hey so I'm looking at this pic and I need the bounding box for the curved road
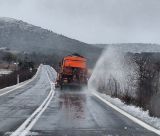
[0,65,158,136]
[0,65,51,135]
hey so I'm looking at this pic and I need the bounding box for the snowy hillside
[0,17,102,67]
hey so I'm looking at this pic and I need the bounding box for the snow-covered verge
[95,91,160,130]
[0,66,41,95]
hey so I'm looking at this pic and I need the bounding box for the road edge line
[92,92,160,135]
[20,83,55,136]
[10,66,55,136]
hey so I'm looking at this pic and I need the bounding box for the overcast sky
[0,0,160,44]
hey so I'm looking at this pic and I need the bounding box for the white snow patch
[0,69,12,75]
[96,91,160,130]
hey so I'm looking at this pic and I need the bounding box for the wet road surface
[31,89,158,136]
[0,65,51,135]
[0,65,158,136]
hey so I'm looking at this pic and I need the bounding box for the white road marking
[10,66,56,136]
[92,92,160,135]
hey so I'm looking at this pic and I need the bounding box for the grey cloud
[0,0,160,43]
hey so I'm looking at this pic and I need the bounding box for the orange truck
[56,53,88,89]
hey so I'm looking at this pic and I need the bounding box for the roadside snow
[96,91,160,130]
[0,69,12,75]
[0,66,41,94]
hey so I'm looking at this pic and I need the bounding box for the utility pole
[14,62,19,84]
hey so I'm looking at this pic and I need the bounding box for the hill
[0,17,102,68]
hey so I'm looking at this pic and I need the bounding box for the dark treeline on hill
[18,52,62,70]
[0,51,84,70]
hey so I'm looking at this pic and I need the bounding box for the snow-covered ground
[0,69,12,75]
[96,91,160,130]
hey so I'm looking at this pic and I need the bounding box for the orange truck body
[56,54,88,89]
[63,56,87,69]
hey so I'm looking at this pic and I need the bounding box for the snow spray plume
[88,46,139,99]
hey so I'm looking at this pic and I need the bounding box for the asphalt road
[0,65,158,136]
[0,65,51,135]
[30,89,158,136]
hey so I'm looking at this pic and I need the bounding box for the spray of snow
[88,46,160,129]
[88,46,139,98]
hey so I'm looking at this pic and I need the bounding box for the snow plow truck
[56,53,88,90]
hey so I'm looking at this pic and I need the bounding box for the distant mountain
[92,43,160,53]
[0,17,102,67]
